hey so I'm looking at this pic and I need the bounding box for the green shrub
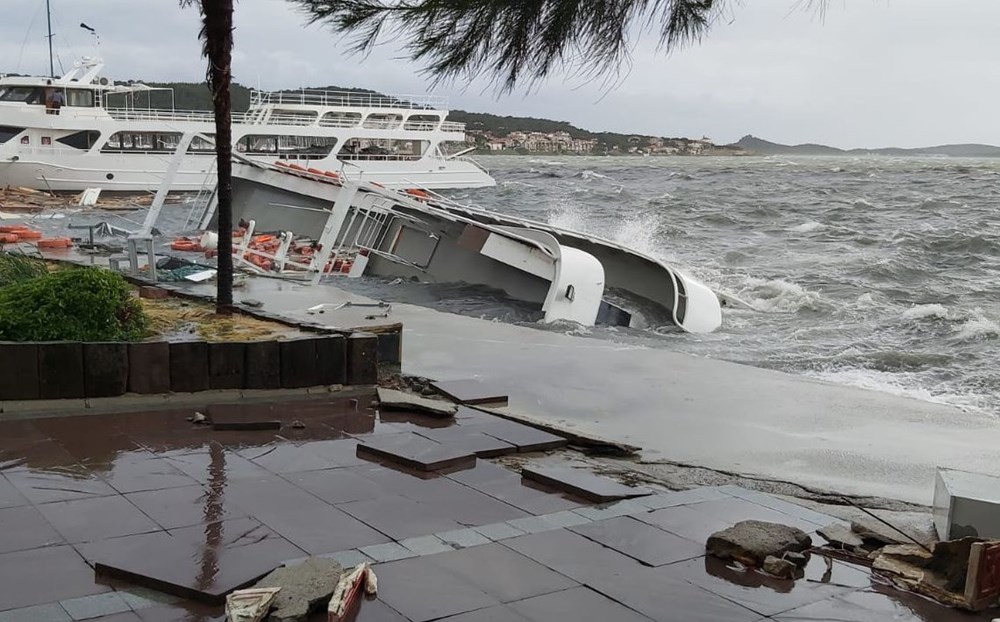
[0,267,149,342]
[0,253,48,289]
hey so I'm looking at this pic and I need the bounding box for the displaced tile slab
[426,543,578,603]
[125,484,247,530]
[570,516,704,567]
[357,433,476,472]
[374,556,498,622]
[36,495,160,544]
[377,387,458,417]
[635,497,820,545]
[521,466,651,503]
[471,420,567,453]
[446,462,587,515]
[431,379,509,406]
[661,554,872,618]
[360,542,417,563]
[0,545,110,611]
[80,518,305,605]
[0,603,72,622]
[510,586,653,622]
[60,592,131,621]
[415,429,517,459]
[0,505,64,554]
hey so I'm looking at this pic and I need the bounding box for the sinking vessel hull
[206,162,722,333]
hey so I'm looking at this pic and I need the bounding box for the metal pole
[46,0,54,77]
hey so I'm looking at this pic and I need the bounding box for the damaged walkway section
[0,391,995,621]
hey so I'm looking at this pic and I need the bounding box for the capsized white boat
[195,159,722,333]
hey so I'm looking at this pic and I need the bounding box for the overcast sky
[3,0,998,148]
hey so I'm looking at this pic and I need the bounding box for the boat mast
[46,0,54,77]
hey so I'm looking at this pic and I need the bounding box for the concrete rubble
[252,557,343,621]
[376,387,458,417]
[705,520,812,567]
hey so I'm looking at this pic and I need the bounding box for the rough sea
[352,155,1000,416]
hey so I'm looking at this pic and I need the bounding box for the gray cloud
[3,0,998,148]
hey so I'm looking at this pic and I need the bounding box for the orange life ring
[252,234,274,245]
[36,237,72,249]
[12,228,41,240]
[405,188,430,198]
[0,233,19,244]
[170,239,201,252]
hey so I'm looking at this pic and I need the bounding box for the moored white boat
[0,57,494,192]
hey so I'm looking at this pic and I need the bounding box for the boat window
[0,126,25,144]
[337,138,429,161]
[362,114,403,130]
[236,134,338,160]
[403,115,441,131]
[190,135,216,152]
[319,112,362,128]
[0,86,45,104]
[100,131,188,154]
[65,89,95,107]
[56,130,101,150]
[267,109,318,126]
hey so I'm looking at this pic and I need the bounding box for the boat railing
[251,88,448,111]
[103,108,256,124]
[440,121,465,133]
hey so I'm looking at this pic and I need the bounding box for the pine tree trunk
[204,0,234,314]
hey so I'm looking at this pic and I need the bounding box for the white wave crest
[852,198,876,208]
[901,304,949,320]
[805,368,981,413]
[730,277,824,313]
[954,316,1000,340]
[790,221,823,233]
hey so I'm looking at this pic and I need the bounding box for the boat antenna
[45,0,54,77]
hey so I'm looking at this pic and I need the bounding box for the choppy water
[379,155,1000,415]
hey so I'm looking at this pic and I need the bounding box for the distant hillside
[732,135,1000,158]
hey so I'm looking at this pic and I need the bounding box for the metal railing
[250,89,448,111]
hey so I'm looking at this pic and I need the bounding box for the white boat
[0,57,495,193]
[192,159,722,333]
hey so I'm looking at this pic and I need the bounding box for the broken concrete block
[817,523,865,551]
[253,557,343,621]
[882,544,934,566]
[376,387,457,417]
[706,520,812,567]
[763,555,802,580]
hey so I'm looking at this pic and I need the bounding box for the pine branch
[289,0,727,92]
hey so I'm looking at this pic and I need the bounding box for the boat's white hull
[0,153,493,192]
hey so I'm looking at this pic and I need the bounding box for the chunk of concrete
[763,555,803,580]
[706,520,812,567]
[377,387,457,417]
[817,523,865,551]
[253,557,343,621]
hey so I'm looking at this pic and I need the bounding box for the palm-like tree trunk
[182,0,234,314]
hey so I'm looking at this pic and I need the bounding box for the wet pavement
[0,393,996,621]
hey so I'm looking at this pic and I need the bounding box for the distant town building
[464,129,727,156]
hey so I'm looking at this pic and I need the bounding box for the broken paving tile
[572,499,649,522]
[472,522,528,542]
[36,495,160,544]
[327,549,372,569]
[520,466,651,503]
[60,592,131,621]
[430,379,509,407]
[570,516,704,567]
[506,516,561,535]
[377,388,458,417]
[415,428,516,459]
[81,518,305,605]
[436,528,492,549]
[470,420,567,453]
[356,433,476,472]
[400,535,454,556]
[360,542,417,563]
